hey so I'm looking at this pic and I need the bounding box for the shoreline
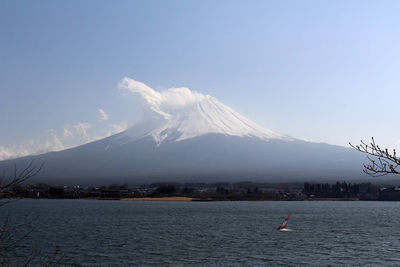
[4,197,378,202]
[23,197,367,202]
[83,197,361,201]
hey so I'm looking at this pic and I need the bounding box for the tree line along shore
[2,181,400,201]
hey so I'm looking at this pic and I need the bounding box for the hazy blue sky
[1,0,400,159]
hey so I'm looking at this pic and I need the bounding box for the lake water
[2,199,400,266]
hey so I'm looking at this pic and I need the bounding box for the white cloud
[74,122,91,141]
[98,108,109,121]
[119,77,209,118]
[0,139,37,161]
[109,121,128,133]
[0,120,129,161]
[0,133,66,161]
[63,126,73,138]
[119,78,162,107]
[90,121,129,142]
[44,130,65,152]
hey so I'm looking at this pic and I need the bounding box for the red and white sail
[279,214,290,229]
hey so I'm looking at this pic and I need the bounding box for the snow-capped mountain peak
[118,77,292,145]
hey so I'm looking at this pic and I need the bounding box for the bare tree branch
[0,159,44,191]
[350,137,400,177]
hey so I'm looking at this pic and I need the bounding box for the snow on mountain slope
[118,77,292,145]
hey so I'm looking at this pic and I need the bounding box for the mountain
[117,77,291,144]
[0,78,366,185]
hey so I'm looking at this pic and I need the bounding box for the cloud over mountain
[118,77,290,145]
[119,77,209,119]
[0,119,128,161]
